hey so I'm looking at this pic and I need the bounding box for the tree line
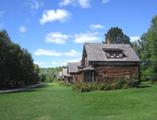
[132,15,157,82]
[0,30,40,89]
[40,67,63,82]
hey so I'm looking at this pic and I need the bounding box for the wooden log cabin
[66,43,140,83]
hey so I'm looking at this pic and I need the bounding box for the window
[103,48,126,59]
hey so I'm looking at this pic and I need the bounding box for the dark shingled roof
[84,43,140,62]
[67,62,81,73]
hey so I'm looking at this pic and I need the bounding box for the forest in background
[39,67,63,82]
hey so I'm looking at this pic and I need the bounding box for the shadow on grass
[138,85,151,88]
[1,83,54,94]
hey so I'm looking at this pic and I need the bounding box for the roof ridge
[84,43,131,45]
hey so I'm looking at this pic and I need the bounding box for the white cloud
[35,61,62,68]
[74,32,100,44]
[102,0,110,4]
[39,9,71,25]
[35,61,59,68]
[26,0,43,10]
[34,49,81,57]
[45,32,69,44]
[19,26,27,33]
[51,61,66,66]
[59,0,91,8]
[90,24,105,30]
[34,61,47,66]
[130,36,140,42]
[34,49,62,56]
[64,50,80,57]
[68,58,81,63]
[51,58,81,67]
[35,57,81,68]
[78,0,90,8]
[59,0,75,6]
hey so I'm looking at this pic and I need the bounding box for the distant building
[59,68,71,83]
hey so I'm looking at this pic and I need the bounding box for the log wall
[94,65,139,82]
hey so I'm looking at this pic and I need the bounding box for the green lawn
[0,82,157,120]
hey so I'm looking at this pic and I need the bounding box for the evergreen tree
[104,27,130,44]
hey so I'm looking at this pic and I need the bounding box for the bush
[73,83,92,92]
[127,79,139,88]
[73,77,139,92]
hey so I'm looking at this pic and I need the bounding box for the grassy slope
[0,83,157,120]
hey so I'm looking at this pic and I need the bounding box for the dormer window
[103,48,126,59]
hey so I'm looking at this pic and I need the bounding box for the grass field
[0,82,157,120]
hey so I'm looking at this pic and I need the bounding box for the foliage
[39,67,62,82]
[104,27,130,44]
[0,30,40,89]
[73,78,139,92]
[131,40,141,58]
[132,15,157,82]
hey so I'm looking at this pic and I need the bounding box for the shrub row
[73,78,139,92]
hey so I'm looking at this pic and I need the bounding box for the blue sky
[0,0,157,68]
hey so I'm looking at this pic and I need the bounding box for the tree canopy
[0,30,40,89]
[104,27,130,44]
[132,15,157,82]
